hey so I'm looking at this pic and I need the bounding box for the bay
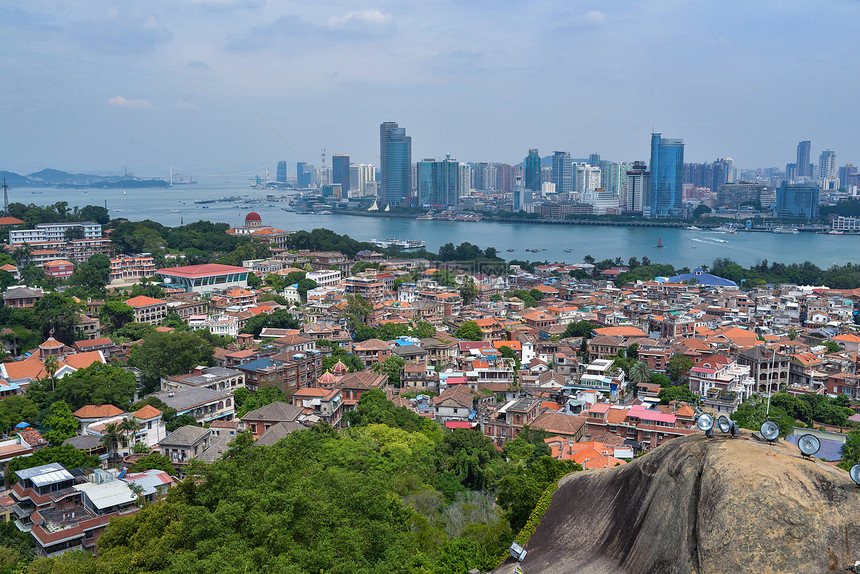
[13,180,860,270]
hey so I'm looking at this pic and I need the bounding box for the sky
[2,0,859,177]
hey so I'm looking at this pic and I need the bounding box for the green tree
[27,363,137,412]
[563,321,597,339]
[129,452,175,474]
[374,355,406,386]
[456,321,482,341]
[100,300,135,332]
[459,278,479,305]
[658,385,699,405]
[629,361,651,389]
[166,413,199,433]
[344,295,373,331]
[0,395,39,434]
[666,354,694,383]
[128,330,215,394]
[100,422,123,463]
[33,292,81,345]
[42,400,79,446]
[240,308,300,337]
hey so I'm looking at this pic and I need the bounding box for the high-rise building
[540,166,553,186]
[796,141,812,178]
[624,161,650,213]
[459,163,472,197]
[776,182,819,219]
[349,163,376,196]
[575,163,601,203]
[380,122,412,206]
[649,133,684,217]
[332,154,350,194]
[417,156,460,207]
[552,151,573,194]
[276,161,287,184]
[525,149,541,191]
[819,149,838,190]
[496,163,514,192]
[603,162,632,194]
[296,162,314,188]
[588,153,601,167]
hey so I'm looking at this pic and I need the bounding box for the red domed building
[225,212,292,251]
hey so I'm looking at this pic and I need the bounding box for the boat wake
[691,237,728,244]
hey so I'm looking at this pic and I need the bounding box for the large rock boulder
[497,431,860,573]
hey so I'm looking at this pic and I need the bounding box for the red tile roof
[157,263,248,278]
[73,405,125,419]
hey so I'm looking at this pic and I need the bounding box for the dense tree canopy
[27,363,137,412]
[128,331,215,394]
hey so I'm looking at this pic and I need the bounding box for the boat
[369,238,427,250]
[686,226,701,231]
[656,237,664,248]
[715,224,737,234]
[416,214,434,220]
[170,209,180,213]
[507,249,515,252]
[827,230,845,235]
[772,226,800,235]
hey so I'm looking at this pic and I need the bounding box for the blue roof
[667,268,738,287]
[236,357,280,372]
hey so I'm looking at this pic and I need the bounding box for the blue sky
[1,0,858,176]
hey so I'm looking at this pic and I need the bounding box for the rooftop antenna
[2,178,8,214]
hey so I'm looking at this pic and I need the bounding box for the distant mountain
[27,168,99,185]
[0,168,168,188]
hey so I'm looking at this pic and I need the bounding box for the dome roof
[245,212,262,222]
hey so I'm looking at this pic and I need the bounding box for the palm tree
[629,361,652,396]
[42,355,59,392]
[119,417,139,452]
[101,422,122,466]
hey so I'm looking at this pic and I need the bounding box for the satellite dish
[696,414,714,432]
[797,434,821,457]
[760,421,779,441]
[731,422,740,437]
[850,464,860,486]
[717,415,732,433]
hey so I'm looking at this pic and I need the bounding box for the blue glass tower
[525,149,541,192]
[776,182,819,219]
[649,133,684,217]
[417,157,460,207]
[380,122,412,206]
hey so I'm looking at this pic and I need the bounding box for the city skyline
[1,1,858,175]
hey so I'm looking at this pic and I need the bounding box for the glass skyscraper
[276,161,287,183]
[332,154,350,195]
[776,182,819,219]
[525,149,541,192]
[551,151,573,194]
[796,140,812,178]
[296,162,313,188]
[649,133,684,217]
[380,122,412,206]
[417,157,460,207]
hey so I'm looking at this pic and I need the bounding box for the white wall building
[9,222,102,245]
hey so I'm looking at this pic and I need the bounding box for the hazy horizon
[2,1,858,177]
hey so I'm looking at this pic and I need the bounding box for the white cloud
[107,96,152,110]
[174,99,201,110]
[328,9,392,29]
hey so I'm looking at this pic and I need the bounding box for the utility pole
[2,178,8,214]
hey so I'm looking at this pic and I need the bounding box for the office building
[649,133,684,217]
[349,163,375,196]
[588,153,601,167]
[417,156,460,207]
[624,161,650,213]
[459,163,472,197]
[380,122,412,206]
[332,154,350,194]
[575,163,601,203]
[775,182,819,219]
[296,162,313,188]
[603,162,632,194]
[716,183,774,210]
[819,150,839,190]
[525,149,541,191]
[552,151,573,194]
[276,161,287,184]
[796,141,812,178]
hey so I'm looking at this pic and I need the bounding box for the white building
[188,314,239,337]
[575,163,601,203]
[306,270,342,288]
[9,222,102,245]
[349,163,376,196]
[819,149,839,190]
